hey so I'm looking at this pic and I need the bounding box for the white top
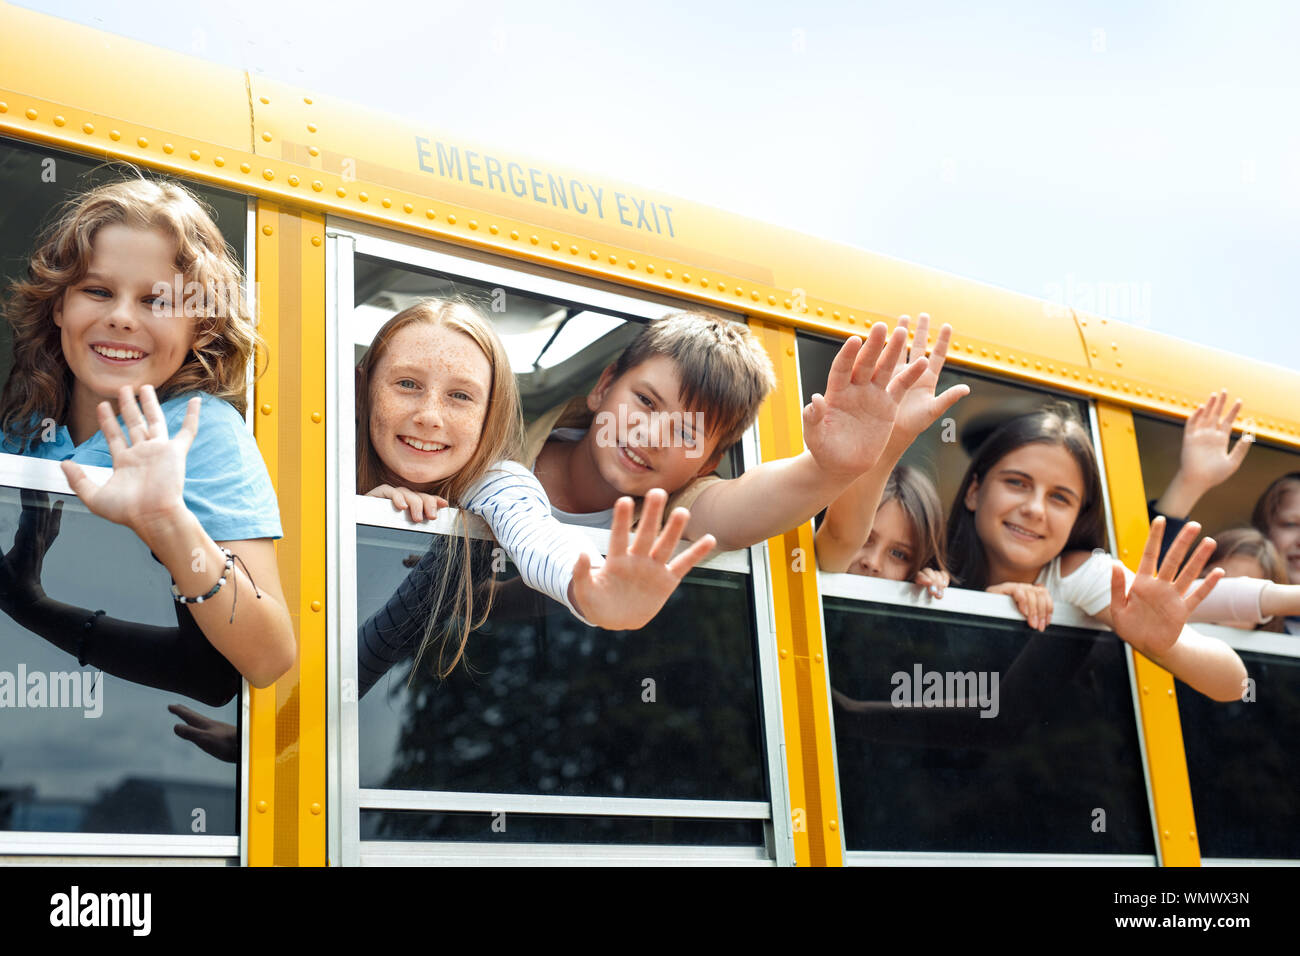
[462,460,603,624]
[1035,551,1273,625]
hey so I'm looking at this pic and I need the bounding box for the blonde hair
[355,299,525,677]
[1209,527,1290,632]
[0,177,258,447]
[610,311,776,457]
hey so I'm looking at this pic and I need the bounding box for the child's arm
[1093,518,1247,702]
[685,323,929,551]
[62,386,296,688]
[815,315,968,571]
[1153,390,1252,519]
[464,463,713,630]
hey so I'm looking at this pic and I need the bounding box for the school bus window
[1176,636,1300,860]
[0,476,238,839]
[361,810,765,846]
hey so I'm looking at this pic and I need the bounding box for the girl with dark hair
[947,403,1247,701]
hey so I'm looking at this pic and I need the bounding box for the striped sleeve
[462,460,603,625]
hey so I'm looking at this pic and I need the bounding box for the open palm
[803,323,927,480]
[1109,517,1223,659]
[890,314,969,444]
[569,489,716,630]
[61,385,197,533]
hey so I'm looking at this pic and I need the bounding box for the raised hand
[366,485,448,523]
[1179,390,1252,491]
[61,385,197,536]
[988,580,1054,631]
[0,488,63,611]
[568,488,716,630]
[888,314,970,447]
[802,323,928,481]
[1109,517,1223,659]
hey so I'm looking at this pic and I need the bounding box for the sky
[18,0,1300,372]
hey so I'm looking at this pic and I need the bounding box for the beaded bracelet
[171,547,262,623]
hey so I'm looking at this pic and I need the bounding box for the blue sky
[21,0,1300,371]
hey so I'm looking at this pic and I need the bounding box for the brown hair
[609,311,777,458]
[355,299,525,677]
[947,402,1106,589]
[1209,527,1290,632]
[880,464,949,580]
[1252,472,1300,539]
[1,177,258,447]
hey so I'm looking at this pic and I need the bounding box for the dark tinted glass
[361,810,764,846]
[825,598,1154,854]
[356,523,767,801]
[1179,650,1300,859]
[0,485,238,835]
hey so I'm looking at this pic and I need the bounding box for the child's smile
[55,224,197,442]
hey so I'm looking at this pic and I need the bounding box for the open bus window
[351,254,743,479]
[822,582,1154,856]
[0,474,238,837]
[0,137,247,394]
[1176,634,1300,861]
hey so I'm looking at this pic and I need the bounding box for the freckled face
[848,498,917,581]
[367,323,492,492]
[965,443,1086,584]
[1268,489,1300,581]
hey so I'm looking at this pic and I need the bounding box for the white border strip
[845,850,1156,867]
[0,832,239,857]
[1201,856,1300,867]
[359,789,770,819]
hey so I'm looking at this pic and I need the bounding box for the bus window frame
[326,221,794,866]
[794,324,1161,863]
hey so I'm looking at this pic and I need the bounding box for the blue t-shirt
[2,392,282,542]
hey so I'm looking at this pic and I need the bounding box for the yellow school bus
[1,1,1296,867]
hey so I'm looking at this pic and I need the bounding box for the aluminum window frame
[327,221,793,866]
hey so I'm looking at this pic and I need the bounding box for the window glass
[1178,646,1300,859]
[0,484,237,835]
[356,522,768,802]
[825,596,1153,854]
[360,810,764,846]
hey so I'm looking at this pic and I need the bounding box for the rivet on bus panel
[240,162,251,173]
[311,601,322,612]
[307,123,317,133]
[309,146,320,156]
[780,649,788,658]
[646,264,655,274]
[359,192,369,202]
[259,96,270,105]
[304,96,313,104]
[717,281,726,291]
[163,143,174,154]
[628,259,636,268]
[530,235,539,244]
[1163,830,1170,839]
[311,236,321,247]
[833,311,841,320]
[24,108,37,120]
[1142,685,1149,694]
[551,240,560,250]
[406,204,415,214]
[828,821,838,832]
[261,404,273,415]
[683,273,692,282]
[382,198,392,208]
[336,187,347,197]
[137,136,149,148]
[426,209,435,218]
[1116,360,1123,368]
[264,170,275,181]
[608,254,617,264]
[289,175,300,186]
[257,801,268,813]
[1189,832,1197,841]
[751,291,759,300]
[590,250,599,260]
[190,150,201,161]
[313,181,324,192]
[82,123,94,134]
[815,653,822,662]
[54,115,66,127]
[786,346,795,356]
[571,245,580,255]
[310,804,322,815]
[262,225,273,236]
[769,295,777,306]
[664,269,673,278]
[488,224,498,234]
[510,230,519,240]
[468,219,478,229]
[262,131,273,142]
[816,307,824,316]
[0,102,8,113]
[447,214,457,224]
[111,130,121,141]
[783,299,792,309]
[215,156,225,167]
